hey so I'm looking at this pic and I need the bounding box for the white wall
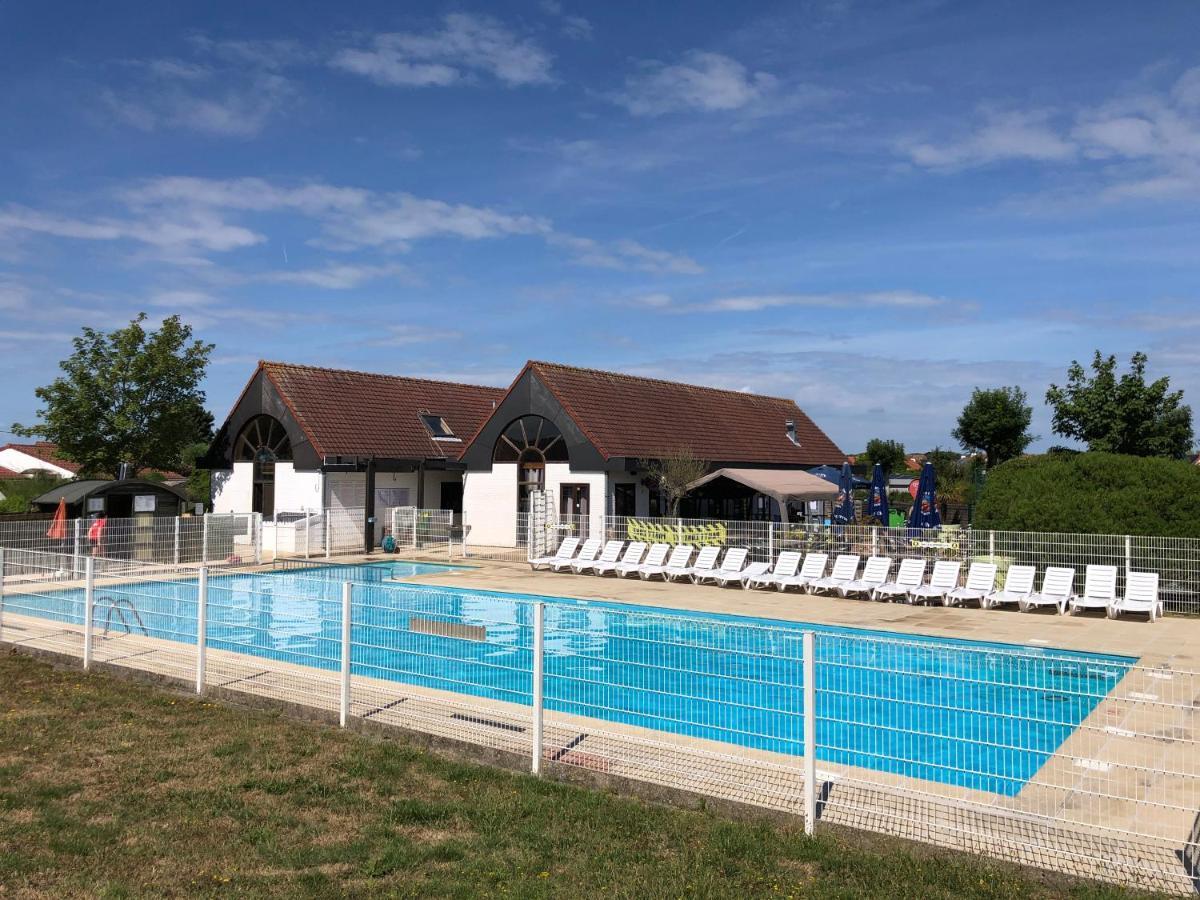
[463,465,518,547]
[273,463,322,513]
[211,463,251,514]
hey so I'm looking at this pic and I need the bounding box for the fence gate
[528,490,550,561]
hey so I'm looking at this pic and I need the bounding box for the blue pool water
[6,565,1133,796]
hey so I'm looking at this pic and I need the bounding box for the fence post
[83,557,95,670]
[0,547,5,642]
[325,514,332,559]
[201,514,209,565]
[768,522,775,565]
[803,630,817,835]
[1124,534,1132,579]
[173,517,181,566]
[195,566,208,694]
[340,581,352,727]
[254,513,262,565]
[304,511,311,560]
[871,526,878,557]
[988,529,995,559]
[73,518,83,575]
[531,601,545,775]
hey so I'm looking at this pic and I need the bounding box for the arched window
[493,416,568,513]
[234,415,292,518]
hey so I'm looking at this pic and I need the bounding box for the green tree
[0,474,64,514]
[646,448,709,516]
[179,441,212,508]
[860,438,906,476]
[951,386,1034,466]
[1045,351,1193,458]
[11,314,215,477]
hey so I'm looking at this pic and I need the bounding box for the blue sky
[2,0,1199,455]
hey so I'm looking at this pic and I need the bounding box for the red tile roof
[260,361,506,460]
[0,441,81,473]
[480,361,844,466]
[0,465,27,480]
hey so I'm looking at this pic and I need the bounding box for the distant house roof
[255,361,506,461]
[466,361,844,466]
[0,465,26,480]
[0,441,81,474]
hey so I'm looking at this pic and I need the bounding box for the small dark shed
[32,479,188,519]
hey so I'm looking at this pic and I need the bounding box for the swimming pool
[5,566,1133,796]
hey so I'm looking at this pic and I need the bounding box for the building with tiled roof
[207,359,844,551]
[206,361,505,540]
[457,361,844,547]
[0,441,80,479]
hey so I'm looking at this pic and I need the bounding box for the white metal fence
[0,546,1195,893]
[267,507,455,560]
[0,513,261,568]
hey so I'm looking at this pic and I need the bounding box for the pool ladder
[99,595,149,637]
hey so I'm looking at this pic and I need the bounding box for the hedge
[974,452,1200,538]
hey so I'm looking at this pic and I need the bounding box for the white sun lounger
[1068,565,1119,615]
[809,554,861,595]
[692,547,747,585]
[729,561,770,588]
[677,546,722,582]
[530,536,580,570]
[596,541,645,576]
[944,562,997,607]
[554,537,600,572]
[1020,567,1076,614]
[984,564,1036,609]
[640,544,694,580]
[870,558,922,602]
[573,539,624,574]
[840,556,893,599]
[617,542,667,578]
[909,560,962,605]
[1109,571,1162,622]
[745,550,803,590]
[772,552,828,592]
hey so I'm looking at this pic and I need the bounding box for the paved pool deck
[391,554,1199,669]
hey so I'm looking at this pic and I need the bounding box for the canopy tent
[685,467,838,522]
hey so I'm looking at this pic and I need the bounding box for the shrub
[974,452,1200,537]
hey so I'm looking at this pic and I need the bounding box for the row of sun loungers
[530,538,1163,620]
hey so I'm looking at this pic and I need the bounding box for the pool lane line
[550,732,588,762]
[362,697,408,719]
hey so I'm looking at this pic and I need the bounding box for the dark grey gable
[460,368,606,472]
[203,368,320,471]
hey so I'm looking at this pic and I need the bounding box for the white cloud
[901,66,1200,201]
[256,263,412,290]
[614,51,777,116]
[364,324,464,346]
[634,289,951,313]
[539,0,592,40]
[330,14,554,88]
[8,175,699,275]
[902,109,1076,168]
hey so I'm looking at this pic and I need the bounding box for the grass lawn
[0,652,1165,899]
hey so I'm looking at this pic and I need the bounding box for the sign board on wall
[133,495,157,513]
[87,498,104,513]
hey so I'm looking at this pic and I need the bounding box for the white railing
[0,512,261,567]
[0,548,1194,893]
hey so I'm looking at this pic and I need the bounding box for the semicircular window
[492,415,568,463]
[234,415,293,463]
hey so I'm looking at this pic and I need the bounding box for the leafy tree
[0,474,64,514]
[646,448,709,516]
[951,386,1034,466]
[179,441,212,508]
[1045,351,1193,458]
[11,314,215,477]
[975,452,1200,537]
[860,438,906,476]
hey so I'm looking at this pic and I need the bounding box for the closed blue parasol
[832,461,856,524]
[907,461,941,529]
[866,463,889,524]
